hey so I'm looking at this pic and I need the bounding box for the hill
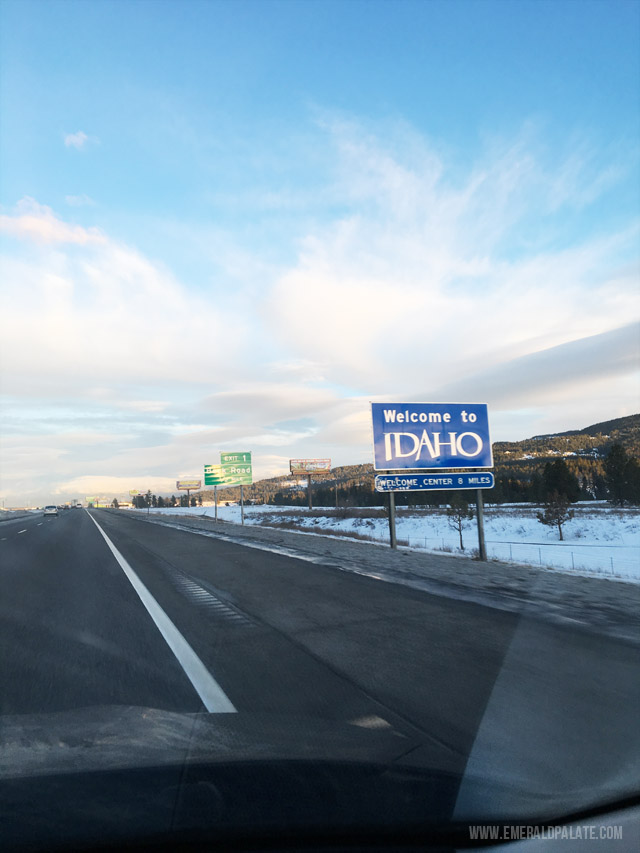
[534,413,640,442]
[190,415,639,507]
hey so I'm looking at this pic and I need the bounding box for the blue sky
[1,0,638,504]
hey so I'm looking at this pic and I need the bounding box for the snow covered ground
[129,503,640,582]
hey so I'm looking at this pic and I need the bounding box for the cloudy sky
[1,0,638,505]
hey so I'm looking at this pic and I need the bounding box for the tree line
[267,445,639,508]
[125,491,204,509]
[108,443,638,512]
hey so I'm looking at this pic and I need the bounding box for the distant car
[43,505,58,517]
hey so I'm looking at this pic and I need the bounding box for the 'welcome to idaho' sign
[371,403,492,471]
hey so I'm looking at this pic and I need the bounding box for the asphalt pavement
[1,507,638,800]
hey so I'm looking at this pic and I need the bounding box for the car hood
[1,706,638,851]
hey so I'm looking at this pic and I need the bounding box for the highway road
[1,508,638,820]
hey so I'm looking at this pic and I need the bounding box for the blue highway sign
[371,402,492,470]
[375,472,495,492]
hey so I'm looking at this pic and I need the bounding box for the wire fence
[404,535,639,579]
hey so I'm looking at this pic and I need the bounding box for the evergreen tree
[530,472,544,502]
[605,444,629,505]
[542,459,580,502]
[623,457,640,505]
[537,491,574,541]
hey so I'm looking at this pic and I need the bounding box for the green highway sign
[204,464,231,486]
[221,452,252,465]
[221,451,253,485]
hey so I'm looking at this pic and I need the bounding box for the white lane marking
[37,523,43,526]
[18,529,27,534]
[87,513,236,713]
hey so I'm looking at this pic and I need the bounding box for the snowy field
[129,503,640,582]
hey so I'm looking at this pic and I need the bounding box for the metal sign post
[240,485,245,525]
[214,485,218,522]
[374,473,493,559]
[476,489,487,561]
[388,489,397,549]
[307,474,312,510]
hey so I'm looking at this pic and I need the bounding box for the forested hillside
[183,414,639,508]
[492,413,640,501]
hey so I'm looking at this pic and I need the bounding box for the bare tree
[446,495,474,550]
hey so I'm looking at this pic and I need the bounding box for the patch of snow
[128,504,640,582]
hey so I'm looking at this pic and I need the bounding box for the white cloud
[65,194,96,207]
[198,384,340,425]
[0,200,248,393]
[64,131,97,150]
[1,119,638,503]
[0,198,105,245]
[268,120,639,393]
[55,475,177,498]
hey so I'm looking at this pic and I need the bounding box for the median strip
[87,513,236,713]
